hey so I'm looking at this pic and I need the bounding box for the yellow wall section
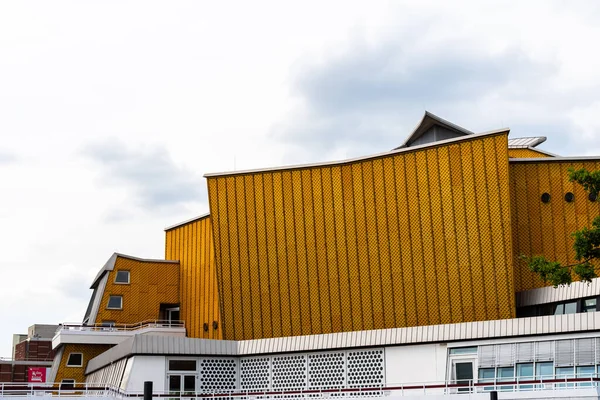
[54,344,112,384]
[508,148,552,158]
[95,256,179,324]
[510,160,600,291]
[207,132,516,340]
[165,217,222,340]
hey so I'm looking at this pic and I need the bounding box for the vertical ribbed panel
[510,159,600,291]
[478,345,496,367]
[575,338,595,366]
[516,342,534,363]
[207,132,515,339]
[535,341,554,362]
[555,340,575,366]
[165,216,222,340]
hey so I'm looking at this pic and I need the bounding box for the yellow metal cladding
[165,216,222,340]
[95,256,179,324]
[510,159,600,291]
[207,132,515,340]
[508,148,552,158]
[54,344,112,384]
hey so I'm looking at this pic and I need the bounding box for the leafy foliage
[523,168,600,287]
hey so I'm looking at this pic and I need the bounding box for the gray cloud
[272,38,599,163]
[82,140,206,211]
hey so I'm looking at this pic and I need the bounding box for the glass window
[497,367,514,391]
[449,347,477,355]
[556,366,575,388]
[583,298,597,312]
[535,362,553,380]
[168,360,197,372]
[169,375,181,393]
[183,375,195,393]
[107,295,122,310]
[517,363,534,390]
[577,366,595,387]
[554,303,564,315]
[564,301,577,314]
[66,353,83,367]
[115,270,130,284]
[60,379,75,390]
[478,368,495,391]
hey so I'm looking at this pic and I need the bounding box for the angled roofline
[394,111,474,150]
[509,156,600,163]
[204,127,510,178]
[164,213,210,232]
[90,252,178,289]
[508,146,558,158]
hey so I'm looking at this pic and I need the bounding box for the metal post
[144,381,153,400]
[489,390,498,400]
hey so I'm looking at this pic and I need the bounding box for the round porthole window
[590,192,598,202]
[541,193,551,203]
[565,192,575,202]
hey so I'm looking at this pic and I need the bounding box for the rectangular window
[577,366,595,387]
[556,366,575,388]
[449,347,477,355]
[497,367,514,391]
[114,270,130,284]
[66,353,83,367]
[60,379,75,390]
[107,295,123,310]
[583,298,597,312]
[535,362,553,380]
[168,360,197,372]
[478,368,495,391]
[516,363,533,390]
[564,301,577,314]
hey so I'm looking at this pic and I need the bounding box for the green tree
[522,168,600,287]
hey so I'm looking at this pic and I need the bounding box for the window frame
[66,353,83,367]
[107,295,123,310]
[114,270,130,285]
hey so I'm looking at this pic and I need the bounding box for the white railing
[2,377,600,399]
[58,320,185,333]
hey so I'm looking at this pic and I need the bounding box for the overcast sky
[2,0,600,356]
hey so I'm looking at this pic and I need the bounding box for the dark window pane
[107,296,122,309]
[115,271,130,284]
[66,353,83,366]
[169,360,197,371]
[60,380,75,390]
[169,375,181,393]
[184,375,196,393]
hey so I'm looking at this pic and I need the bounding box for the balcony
[52,320,186,349]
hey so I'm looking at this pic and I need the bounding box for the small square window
[107,295,123,310]
[115,271,130,284]
[66,353,83,367]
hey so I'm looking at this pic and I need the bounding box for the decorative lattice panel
[308,352,345,390]
[240,357,270,390]
[271,355,307,390]
[200,358,237,392]
[347,349,385,388]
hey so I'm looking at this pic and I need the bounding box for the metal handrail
[2,377,600,398]
[58,320,186,333]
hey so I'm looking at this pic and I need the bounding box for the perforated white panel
[308,352,345,390]
[200,358,237,392]
[347,349,384,388]
[240,357,270,391]
[272,355,307,390]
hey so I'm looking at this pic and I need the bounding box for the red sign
[28,367,46,383]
